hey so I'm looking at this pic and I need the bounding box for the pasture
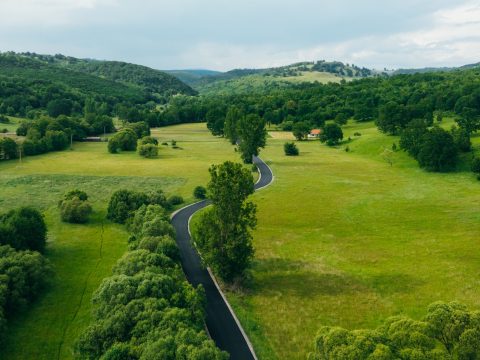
[0,123,238,359]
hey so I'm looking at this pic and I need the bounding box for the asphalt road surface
[171,156,273,360]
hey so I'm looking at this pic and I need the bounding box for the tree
[108,129,137,153]
[284,142,299,156]
[471,157,480,174]
[451,126,472,152]
[0,207,47,252]
[193,186,207,199]
[127,121,150,138]
[193,162,256,282]
[224,106,243,144]
[206,107,225,136]
[456,108,480,135]
[237,114,267,164]
[417,127,458,172]
[334,113,348,126]
[59,190,92,224]
[292,121,310,141]
[320,123,343,146]
[399,119,428,158]
[376,101,408,135]
[138,144,158,158]
[0,137,18,160]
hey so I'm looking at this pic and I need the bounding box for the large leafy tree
[193,161,256,282]
[417,126,458,172]
[224,106,244,144]
[237,114,267,164]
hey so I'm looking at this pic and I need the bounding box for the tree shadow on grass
[252,258,425,298]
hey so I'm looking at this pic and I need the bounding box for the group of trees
[75,190,226,359]
[193,162,256,283]
[309,301,480,359]
[0,207,51,345]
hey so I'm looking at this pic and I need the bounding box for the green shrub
[126,121,150,138]
[0,207,47,252]
[417,127,458,172]
[138,143,158,158]
[63,189,88,201]
[60,198,92,224]
[108,129,137,153]
[168,195,184,206]
[0,137,18,160]
[138,136,158,146]
[471,157,480,174]
[284,142,299,156]
[193,186,207,199]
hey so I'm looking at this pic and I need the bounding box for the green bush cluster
[193,186,207,199]
[75,199,227,359]
[138,143,158,158]
[0,245,52,345]
[108,128,137,153]
[106,189,169,224]
[0,137,18,160]
[309,301,480,360]
[59,190,92,224]
[0,207,47,253]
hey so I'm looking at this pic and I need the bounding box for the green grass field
[204,119,480,360]
[0,124,239,359]
[2,121,480,360]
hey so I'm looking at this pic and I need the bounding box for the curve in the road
[171,155,274,360]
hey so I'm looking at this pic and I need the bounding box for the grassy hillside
[0,124,239,360]
[192,120,480,360]
[177,60,376,94]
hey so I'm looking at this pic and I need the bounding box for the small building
[308,129,322,139]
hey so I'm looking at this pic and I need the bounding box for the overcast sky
[0,0,479,71]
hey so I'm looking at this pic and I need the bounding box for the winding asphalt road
[171,156,274,360]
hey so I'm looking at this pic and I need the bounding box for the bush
[108,129,137,153]
[193,186,207,199]
[45,130,69,151]
[471,157,480,174]
[0,207,47,252]
[60,198,92,224]
[138,136,158,146]
[126,121,150,138]
[138,143,158,158]
[168,195,184,206]
[284,142,299,156]
[353,132,362,137]
[451,126,471,152]
[0,115,10,124]
[63,189,88,201]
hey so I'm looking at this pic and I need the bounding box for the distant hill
[393,62,480,75]
[173,61,378,95]
[163,69,222,86]
[13,52,197,98]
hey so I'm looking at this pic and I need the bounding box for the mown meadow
[0,123,238,359]
[2,121,480,359]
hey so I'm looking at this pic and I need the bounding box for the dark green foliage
[471,157,480,174]
[138,144,158,158]
[75,199,226,360]
[284,142,299,156]
[168,195,184,206]
[237,114,267,163]
[320,123,343,146]
[108,129,138,153]
[59,191,92,224]
[206,106,226,136]
[45,130,69,151]
[417,127,458,172]
[193,162,256,282]
[0,137,18,160]
[224,106,243,144]
[334,113,348,126]
[106,189,168,224]
[451,126,472,152]
[126,121,150,138]
[0,245,52,344]
[309,301,480,360]
[0,207,47,252]
[399,119,429,158]
[0,115,10,123]
[138,136,158,146]
[292,121,310,140]
[193,186,207,199]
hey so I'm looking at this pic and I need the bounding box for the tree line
[75,188,227,359]
[0,207,51,346]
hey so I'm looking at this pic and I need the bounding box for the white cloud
[179,0,480,70]
[0,0,117,27]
